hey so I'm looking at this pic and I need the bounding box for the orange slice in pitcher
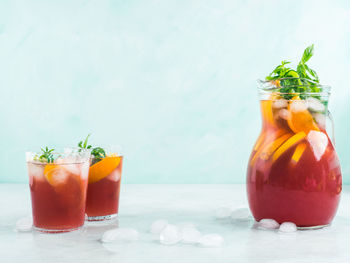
[287,96,319,134]
[260,133,292,160]
[89,156,121,184]
[261,100,274,125]
[272,131,306,162]
[250,132,289,166]
[44,164,69,187]
[291,142,307,165]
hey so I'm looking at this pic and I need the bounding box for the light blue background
[0,0,349,183]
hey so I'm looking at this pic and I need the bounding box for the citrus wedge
[89,156,121,184]
[253,133,266,151]
[272,131,306,162]
[44,164,69,187]
[291,142,307,165]
[260,133,292,160]
[250,131,289,166]
[287,96,319,134]
[261,100,274,125]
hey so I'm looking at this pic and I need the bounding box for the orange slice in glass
[44,164,69,187]
[89,156,121,184]
[291,142,307,165]
[272,131,306,162]
[287,96,319,134]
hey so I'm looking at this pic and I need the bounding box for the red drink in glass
[86,154,123,221]
[26,149,90,233]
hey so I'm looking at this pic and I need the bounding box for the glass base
[87,213,118,222]
[297,224,330,230]
[33,226,82,233]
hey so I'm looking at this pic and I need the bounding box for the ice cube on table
[273,99,288,109]
[159,224,182,245]
[307,98,325,112]
[257,219,280,230]
[231,207,251,221]
[198,234,224,247]
[307,130,328,161]
[180,226,201,244]
[150,219,168,234]
[101,228,139,243]
[215,206,233,219]
[279,222,297,233]
[16,217,33,232]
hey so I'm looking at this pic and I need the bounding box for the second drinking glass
[85,146,124,221]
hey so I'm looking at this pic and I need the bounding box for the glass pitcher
[247,78,342,229]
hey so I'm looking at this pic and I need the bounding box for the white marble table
[1,184,350,263]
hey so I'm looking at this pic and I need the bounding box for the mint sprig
[78,134,106,162]
[265,44,321,99]
[35,147,55,163]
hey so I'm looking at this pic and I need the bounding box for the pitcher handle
[327,110,335,146]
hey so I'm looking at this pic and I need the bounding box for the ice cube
[273,99,288,109]
[63,164,81,175]
[307,98,325,112]
[150,219,168,234]
[231,207,251,221]
[313,113,326,129]
[16,217,33,232]
[290,100,307,112]
[180,226,201,244]
[47,167,70,185]
[198,234,224,247]
[307,130,328,161]
[215,206,233,219]
[101,228,139,243]
[159,224,182,245]
[279,222,297,233]
[279,109,291,120]
[257,219,280,230]
[27,163,45,181]
[108,169,121,182]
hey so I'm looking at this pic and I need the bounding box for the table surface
[1,183,350,263]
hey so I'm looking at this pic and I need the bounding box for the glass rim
[258,78,331,96]
[26,148,91,164]
[68,146,124,157]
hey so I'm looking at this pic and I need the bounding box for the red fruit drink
[26,149,90,233]
[85,155,123,221]
[247,96,342,228]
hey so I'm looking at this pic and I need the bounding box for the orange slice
[44,164,69,187]
[272,131,306,162]
[291,143,307,165]
[250,132,288,166]
[261,100,274,125]
[260,133,292,160]
[89,156,121,184]
[253,133,266,151]
[287,96,319,134]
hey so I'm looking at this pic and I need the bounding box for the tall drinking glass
[85,146,123,221]
[26,148,90,233]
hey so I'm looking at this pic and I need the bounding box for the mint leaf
[301,44,314,64]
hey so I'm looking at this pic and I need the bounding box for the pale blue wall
[1,0,349,183]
